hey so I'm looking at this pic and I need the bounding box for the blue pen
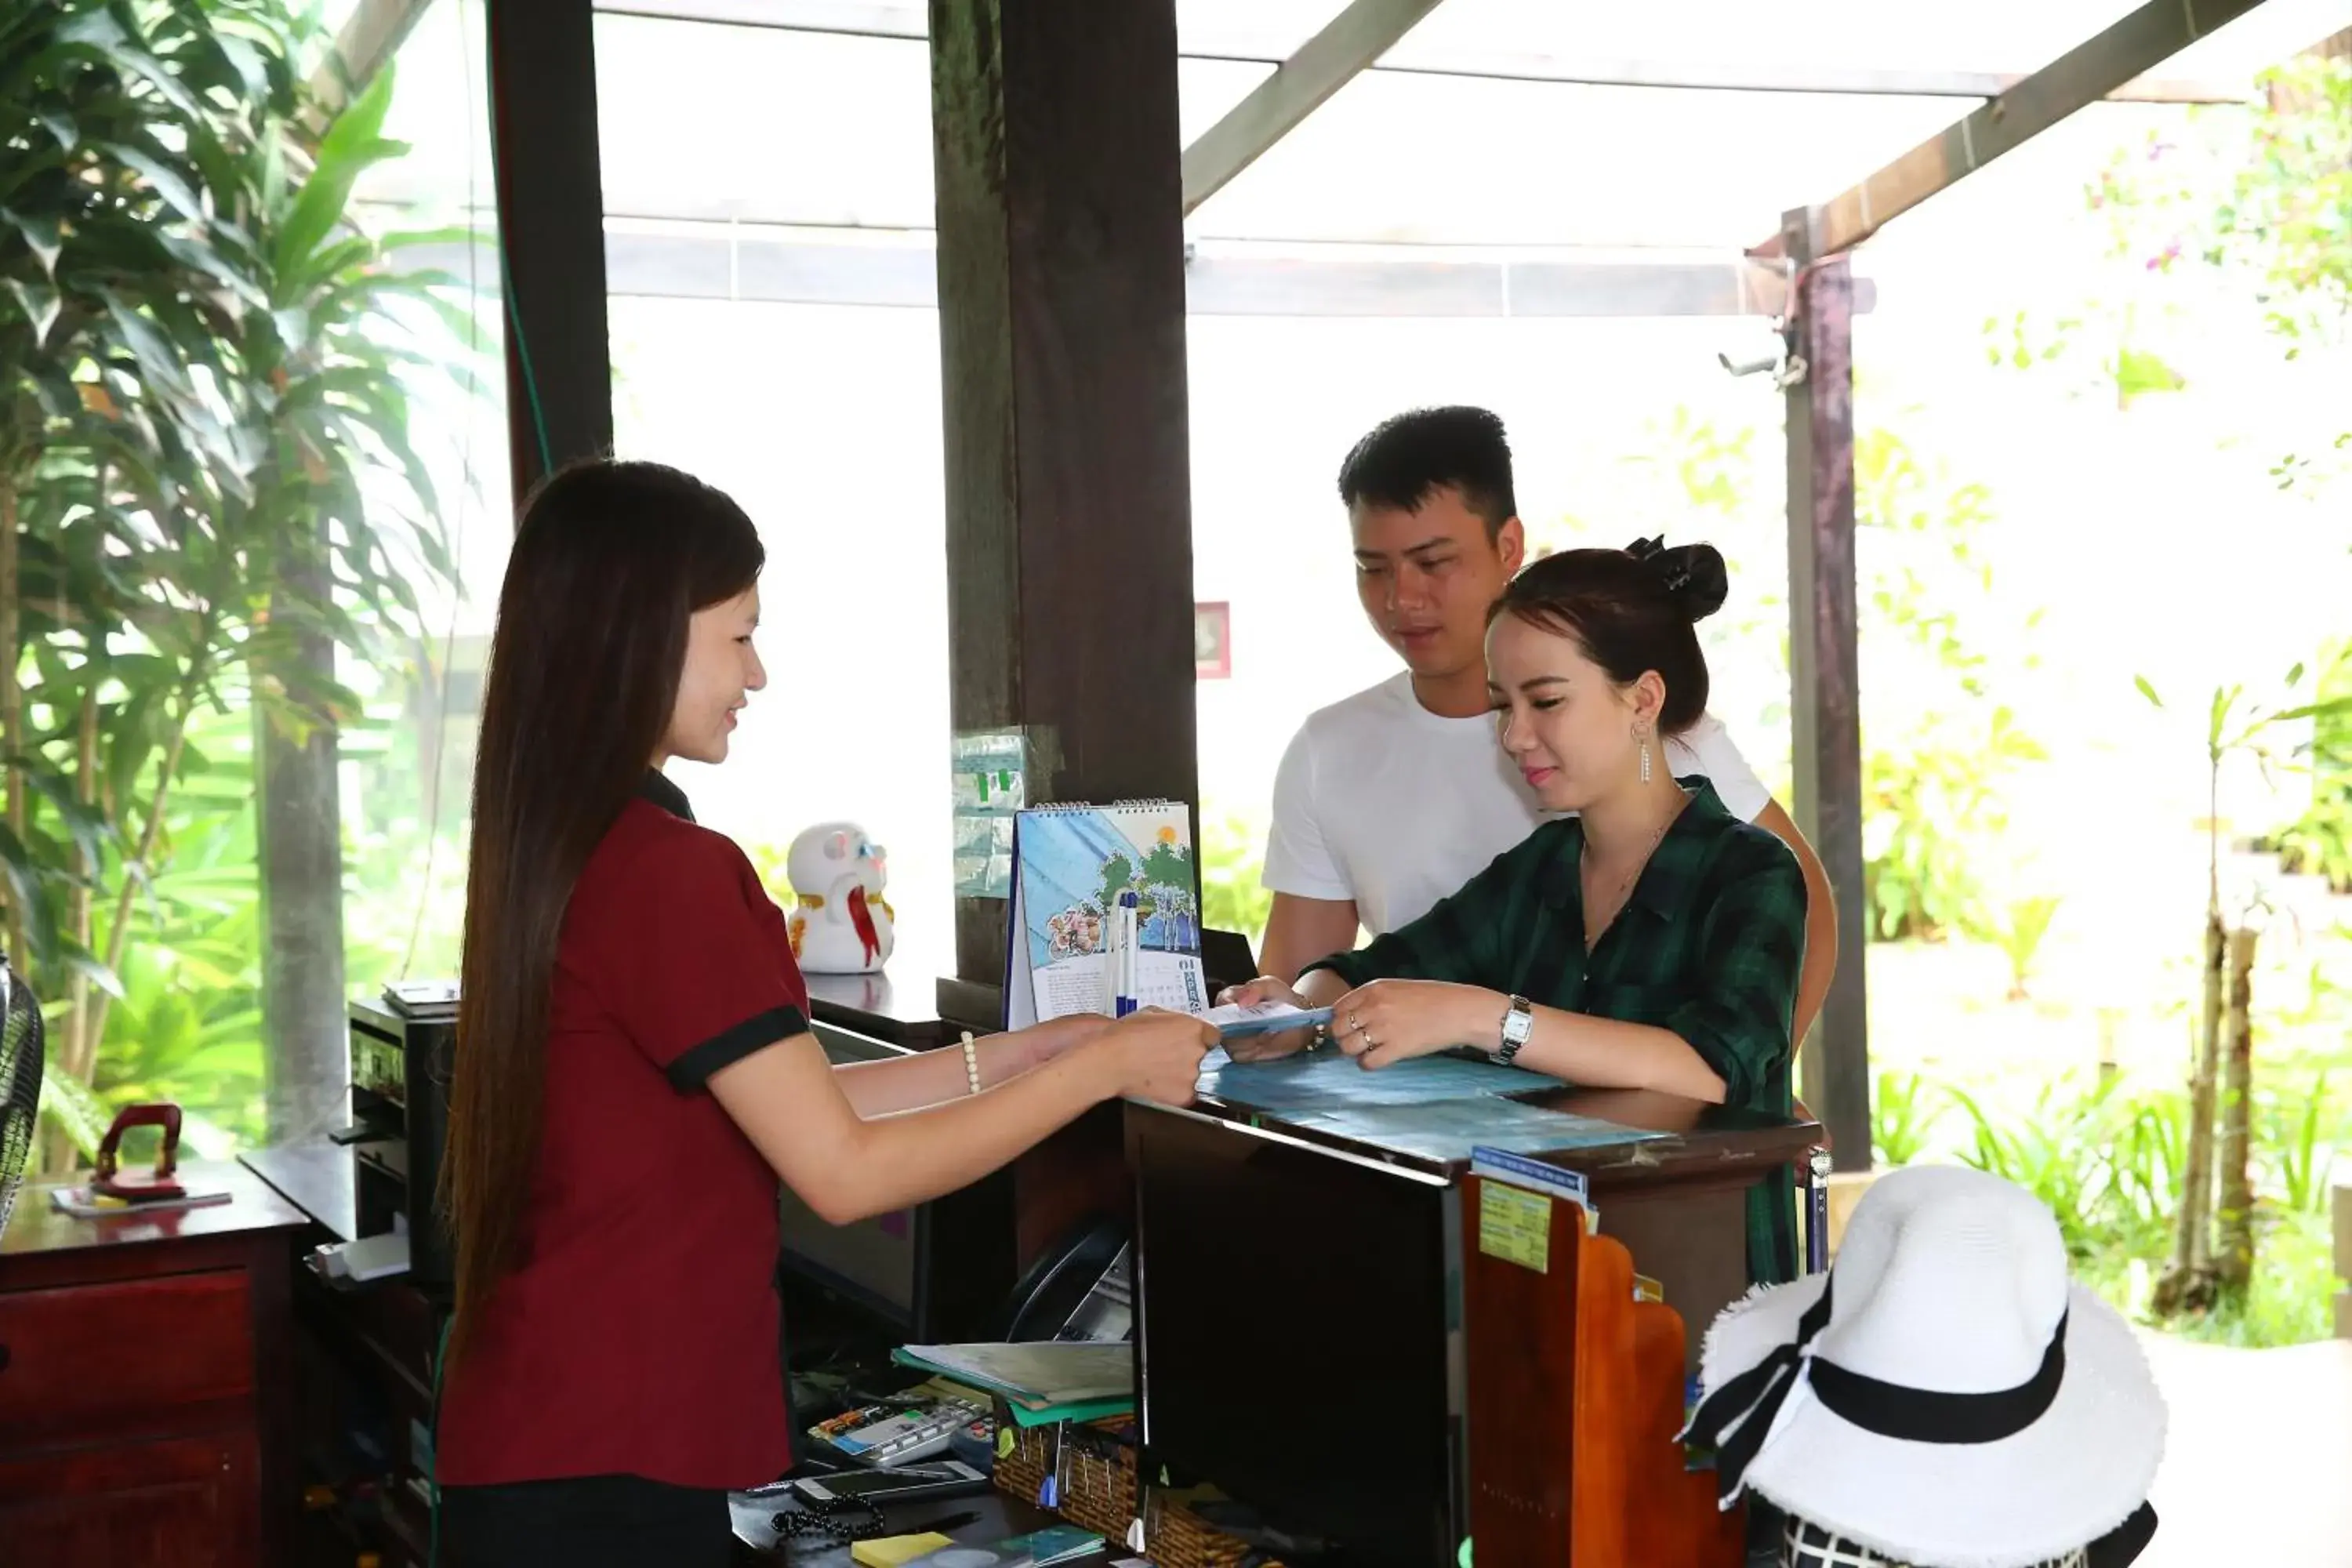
[1114,891,1139,1017]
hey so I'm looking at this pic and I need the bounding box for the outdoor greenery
[1876,1065,2343,1348]
[1199,808,1275,949]
[2273,639,2352,893]
[2,2,468,1165]
[2091,54,2352,487]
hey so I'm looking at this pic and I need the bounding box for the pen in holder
[1111,891,1139,1018]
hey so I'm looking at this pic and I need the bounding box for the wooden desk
[1188,1076,1820,1377]
[1127,1079,1818,1568]
[240,1142,445,1568]
[804,970,953,1048]
[0,1159,310,1568]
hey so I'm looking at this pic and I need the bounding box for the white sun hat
[1680,1163,2166,1568]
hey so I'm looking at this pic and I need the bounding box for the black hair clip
[1624,535,1693,593]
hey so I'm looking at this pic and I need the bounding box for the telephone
[996,1216,1131,1344]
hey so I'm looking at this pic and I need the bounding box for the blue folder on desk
[1194,1045,1550,1111]
[1194,1047,1666,1162]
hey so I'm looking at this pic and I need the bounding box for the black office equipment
[0,954,45,1236]
[784,1458,993,1508]
[783,1022,1129,1349]
[1128,1107,1461,1568]
[347,993,456,1295]
[997,1217,1128,1343]
[780,1022,1020,1345]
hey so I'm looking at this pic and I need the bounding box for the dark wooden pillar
[488,0,612,503]
[1781,214,1870,1170]
[930,0,1199,993]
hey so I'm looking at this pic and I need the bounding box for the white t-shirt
[1262,672,1772,938]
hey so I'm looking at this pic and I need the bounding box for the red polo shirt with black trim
[437,774,804,1490]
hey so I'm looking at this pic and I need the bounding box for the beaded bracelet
[962,1029,982,1096]
[769,1491,887,1546]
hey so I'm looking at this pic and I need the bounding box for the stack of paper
[891,1341,1133,1419]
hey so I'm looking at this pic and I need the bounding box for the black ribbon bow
[1678,1279,2071,1509]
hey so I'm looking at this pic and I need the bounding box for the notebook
[851,1534,955,1566]
[1003,800,1207,1028]
[904,1525,1103,1566]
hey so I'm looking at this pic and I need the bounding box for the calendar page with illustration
[1003,801,1207,1029]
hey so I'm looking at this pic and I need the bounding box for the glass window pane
[596,16,938,227]
[609,298,956,978]
[344,0,512,996]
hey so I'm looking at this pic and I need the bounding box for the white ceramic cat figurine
[785,822,895,975]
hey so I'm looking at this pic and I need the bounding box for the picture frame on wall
[1195,601,1231,680]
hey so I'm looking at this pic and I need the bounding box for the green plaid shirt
[1304,779,1806,1286]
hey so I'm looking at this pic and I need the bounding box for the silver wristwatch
[1494,994,1534,1065]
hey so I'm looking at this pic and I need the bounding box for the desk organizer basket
[992,1413,1136,1541]
[1140,1492,1265,1568]
[991,1410,1271,1567]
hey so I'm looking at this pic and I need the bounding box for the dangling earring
[1637,723,1653,784]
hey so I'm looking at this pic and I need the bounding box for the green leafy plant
[1983,894,2063,1001]
[2139,667,2352,1312]
[2,6,470,1165]
[2107,1084,2190,1236]
[1946,1076,2144,1258]
[31,695,267,1160]
[2090,55,2352,492]
[1853,426,2047,942]
[1862,707,2045,942]
[2273,641,2352,893]
[2259,1072,2336,1218]
[1869,1071,1941,1167]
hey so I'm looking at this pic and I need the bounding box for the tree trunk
[2214,925,2259,1294]
[50,684,100,1180]
[61,670,97,1078]
[2157,909,2227,1314]
[254,527,347,1146]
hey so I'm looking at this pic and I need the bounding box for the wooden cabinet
[0,1159,307,1568]
[0,1430,260,1567]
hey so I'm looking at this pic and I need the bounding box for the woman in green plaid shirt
[1227,540,1809,1284]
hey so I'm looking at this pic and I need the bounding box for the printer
[343,982,458,1296]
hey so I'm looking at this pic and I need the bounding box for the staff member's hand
[1211,977,1320,1063]
[1083,1008,1216,1106]
[1329,978,1501,1069]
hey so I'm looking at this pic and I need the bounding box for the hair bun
[1624,536,1728,623]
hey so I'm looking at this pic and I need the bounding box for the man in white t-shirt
[1255,405,1838,1042]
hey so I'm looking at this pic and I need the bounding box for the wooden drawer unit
[0,1271,255,1442]
[0,1160,308,1568]
[0,1428,260,1568]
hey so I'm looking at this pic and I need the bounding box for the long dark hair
[1491,538,1728,734]
[444,459,764,1363]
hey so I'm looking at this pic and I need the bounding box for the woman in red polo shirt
[432,460,1213,1565]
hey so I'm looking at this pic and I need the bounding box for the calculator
[807,1396,992,1468]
